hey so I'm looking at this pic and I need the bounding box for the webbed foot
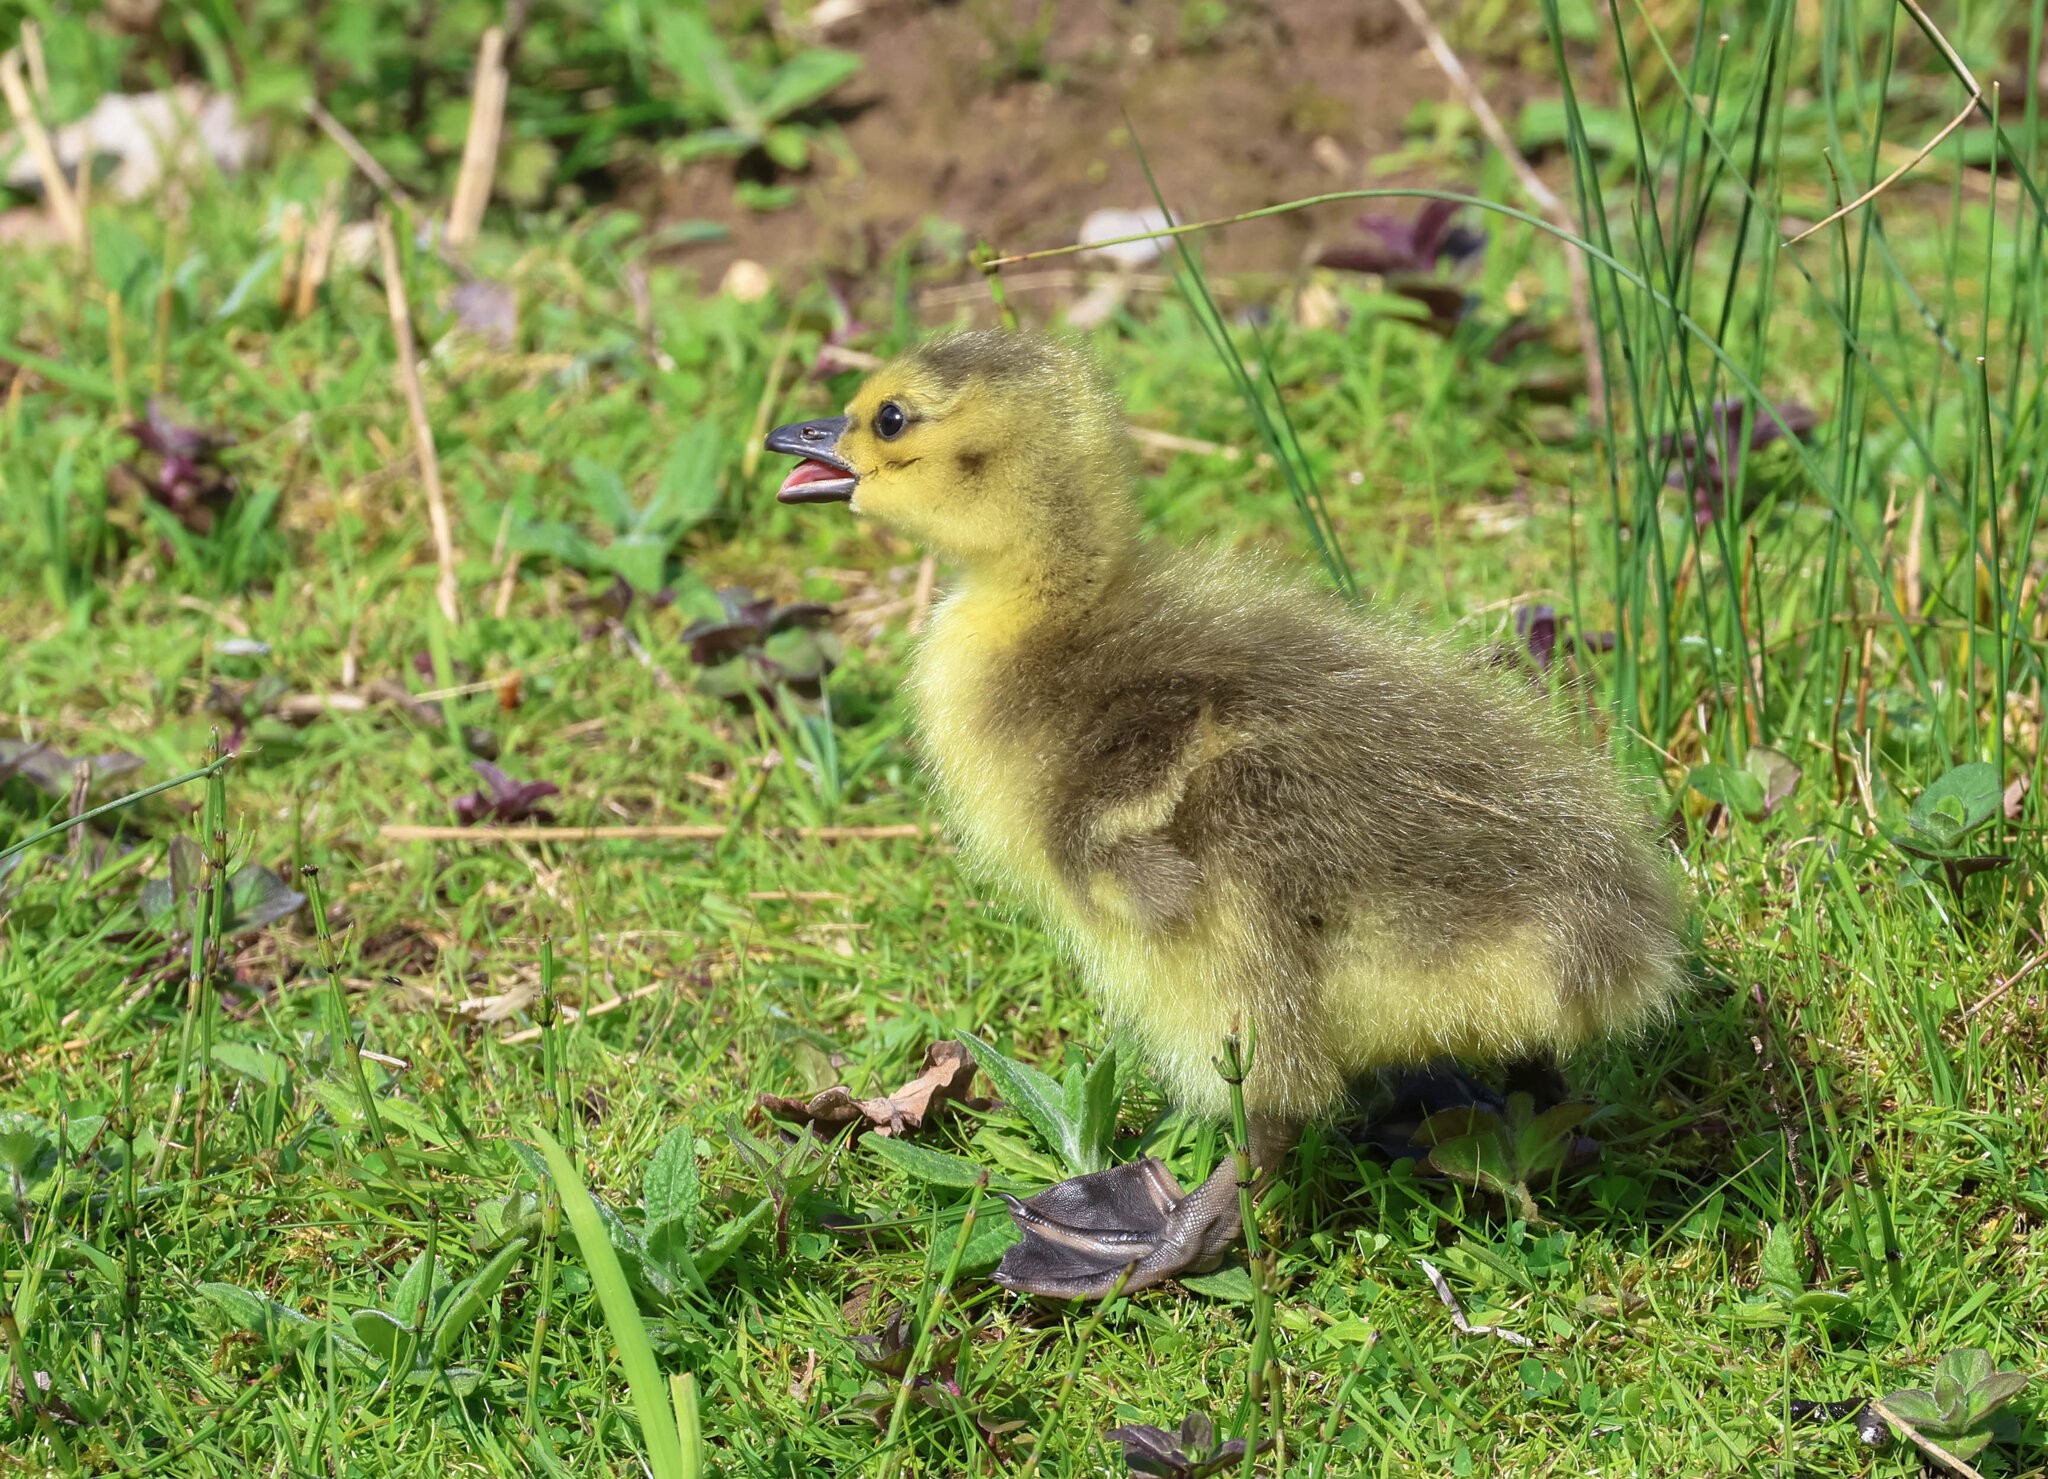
[991,1156,1244,1300]
[1349,1054,1568,1159]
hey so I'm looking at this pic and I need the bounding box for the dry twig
[295,188,341,319]
[446,26,508,250]
[382,822,930,844]
[500,981,666,1044]
[374,209,463,626]
[1868,1398,1990,1479]
[307,98,414,207]
[1416,1258,1535,1348]
[0,46,84,250]
[1962,946,2048,1021]
[1786,0,1985,246]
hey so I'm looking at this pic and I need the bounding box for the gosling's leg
[992,1118,1297,1300]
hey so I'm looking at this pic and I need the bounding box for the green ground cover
[4,0,2047,1472]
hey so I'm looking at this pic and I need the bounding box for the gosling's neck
[947,530,1137,640]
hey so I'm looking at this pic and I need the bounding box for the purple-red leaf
[1516,604,1559,672]
[1319,200,1486,277]
[452,760,560,825]
[1661,398,1819,525]
[1105,1410,1274,1478]
[118,399,237,532]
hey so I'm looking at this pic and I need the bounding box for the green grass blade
[530,1127,698,1479]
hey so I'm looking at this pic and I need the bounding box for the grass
[4,0,2048,1472]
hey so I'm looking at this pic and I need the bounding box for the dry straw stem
[308,97,414,208]
[295,188,342,319]
[277,201,307,313]
[0,45,85,250]
[20,19,49,107]
[446,26,508,250]
[1384,0,1604,420]
[1784,0,1984,247]
[1962,945,2048,1020]
[382,822,930,843]
[374,208,463,625]
[499,981,666,1044]
[1416,1258,1536,1347]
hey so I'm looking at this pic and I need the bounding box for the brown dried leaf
[758,1040,985,1139]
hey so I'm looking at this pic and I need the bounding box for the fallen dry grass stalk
[382,822,931,844]
[374,208,464,626]
[0,44,84,250]
[446,26,508,250]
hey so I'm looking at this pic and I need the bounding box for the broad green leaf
[1744,745,1801,814]
[1516,1100,1594,1177]
[1180,1265,1256,1302]
[0,1111,57,1178]
[695,1196,772,1281]
[227,865,307,932]
[972,1130,1065,1186]
[1426,1131,1514,1198]
[1411,1106,1494,1145]
[1720,1298,1791,1326]
[351,1307,411,1364]
[1758,1223,1805,1302]
[652,422,725,534]
[371,1095,445,1148]
[1907,764,2001,848]
[1944,1431,1995,1461]
[1788,1289,1854,1318]
[644,1126,701,1238]
[1688,761,1765,818]
[666,128,753,163]
[571,455,637,534]
[432,1238,528,1360]
[653,10,759,136]
[762,124,810,171]
[965,1035,1083,1175]
[757,48,861,123]
[1077,1046,1121,1174]
[942,1213,1020,1275]
[1936,1347,1995,1394]
[196,1282,319,1352]
[644,1220,711,1297]
[390,1252,436,1330]
[140,835,203,930]
[1968,1371,2031,1417]
[211,1041,289,1090]
[1879,1387,1944,1429]
[510,518,605,571]
[866,1135,992,1189]
[606,533,670,594]
[58,1233,120,1282]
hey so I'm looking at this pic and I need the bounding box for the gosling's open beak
[766,416,857,504]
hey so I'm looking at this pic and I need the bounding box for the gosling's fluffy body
[915,548,1679,1123]
[826,330,1681,1127]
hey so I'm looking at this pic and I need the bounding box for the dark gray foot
[992,1157,1244,1300]
[1349,1054,1567,1159]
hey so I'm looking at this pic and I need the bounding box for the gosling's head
[767,330,1140,580]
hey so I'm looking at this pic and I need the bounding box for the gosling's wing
[1041,677,1250,929]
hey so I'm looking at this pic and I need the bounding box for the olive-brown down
[769,328,1683,1296]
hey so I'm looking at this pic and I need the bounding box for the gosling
[767,330,1680,1299]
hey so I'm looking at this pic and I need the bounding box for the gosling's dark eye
[875,402,908,440]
